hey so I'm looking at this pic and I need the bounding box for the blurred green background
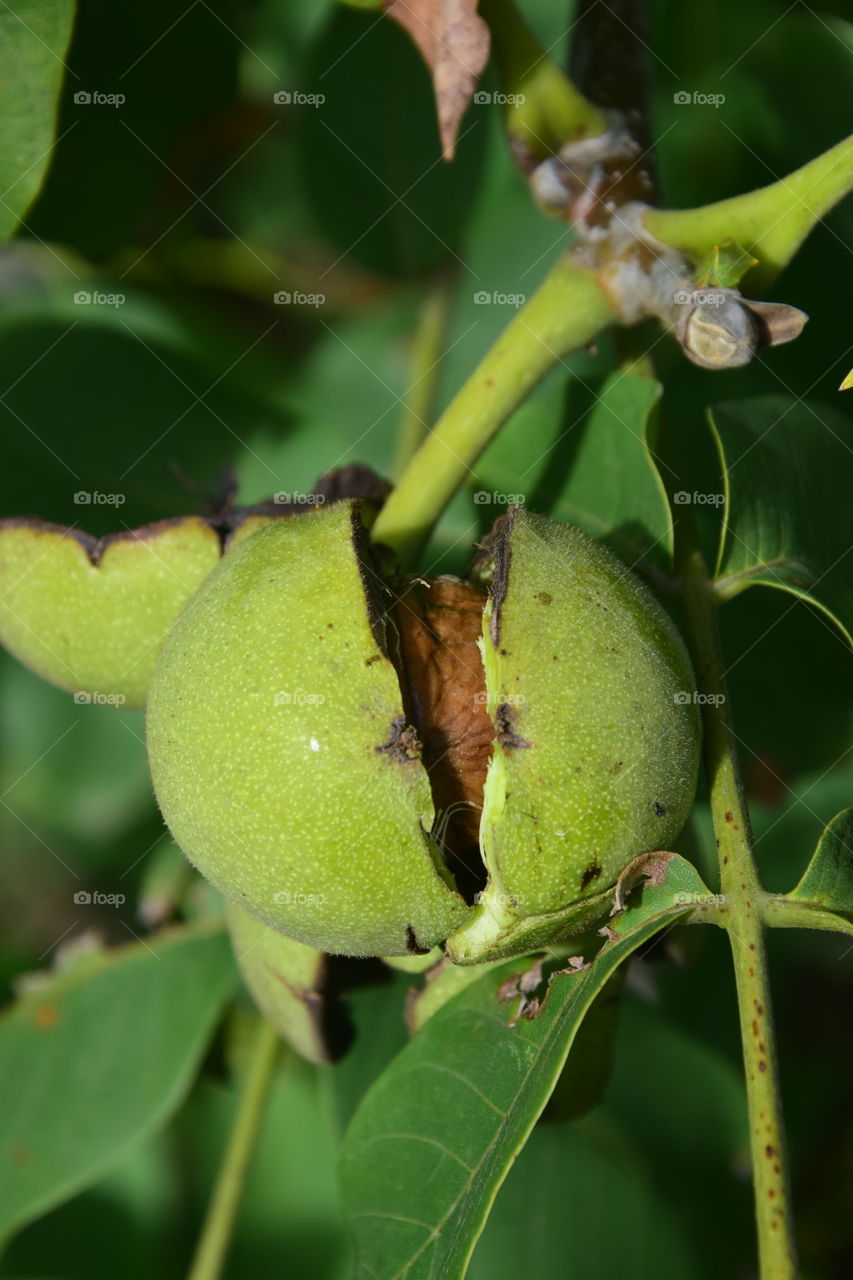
[1,0,852,1276]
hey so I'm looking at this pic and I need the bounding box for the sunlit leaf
[0,925,236,1241]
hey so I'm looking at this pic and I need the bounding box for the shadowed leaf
[765,809,853,937]
[709,396,853,645]
[339,854,711,1280]
[0,0,75,240]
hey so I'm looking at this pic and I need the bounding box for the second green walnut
[147,501,701,963]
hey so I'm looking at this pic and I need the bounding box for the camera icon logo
[673,91,691,105]
[673,490,691,505]
[73,691,92,704]
[73,890,92,904]
[473,290,491,304]
[274,291,291,304]
[73,491,92,504]
[673,691,691,705]
[73,91,92,105]
[273,91,292,105]
[73,291,91,304]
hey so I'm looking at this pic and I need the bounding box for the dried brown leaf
[384,0,490,159]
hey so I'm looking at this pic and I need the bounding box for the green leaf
[471,996,748,1280]
[710,396,853,645]
[323,971,412,1137]
[694,240,758,289]
[476,370,674,573]
[765,809,853,937]
[469,1114,697,1280]
[338,854,711,1280]
[0,0,75,240]
[298,6,486,277]
[179,1052,348,1280]
[0,924,237,1241]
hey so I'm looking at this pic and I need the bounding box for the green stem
[187,1016,279,1280]
[393,271,457,479]
[646,132,853,290]
[372,255,615,565]
[679,544,797,1280]
[478,0,608,162]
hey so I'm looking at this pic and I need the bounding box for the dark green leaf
[339,854,711,1280]
[694,240,757,289]
[765,809,853,937]
[468,1108,698,1280]
[298,7,487,277]
[540,970,624,1123]
[323,970,412,1136]
[710,396,853,644]
[0,924,236,1241]
[476,370,674,572]
[0,0,75,240]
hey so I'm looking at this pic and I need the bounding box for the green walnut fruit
[226,901,349,1065]
[0,517,221,707]
[147,501,700,963]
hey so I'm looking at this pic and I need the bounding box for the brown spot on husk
[581,863,602,890]
[496,701,531,751]
[375,717,423,763]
